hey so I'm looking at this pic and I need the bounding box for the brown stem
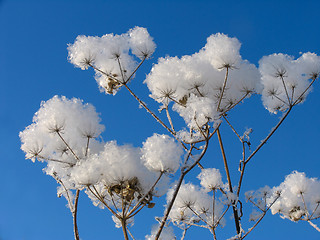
[241,195,280,239]
[125,56,147,84]
[245,107,292,164]
[123,84,175,135]
[56,132,80,161]
[216,128,241,234]
[121,218,129,240]
[37,155,75,166]
[221,92,250,115]
[214,205,230,228]
[155,140,209,239]
[293,77,317,105]
[87,186,119,217]
[222,116,243,143]
[73,190,80,240]
[85,136,91,157]
[280,76,291,105]
[308,220,320,232]
[217,67,229,111]
[212,190,217,240]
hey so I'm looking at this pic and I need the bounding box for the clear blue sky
[1,0,320,239]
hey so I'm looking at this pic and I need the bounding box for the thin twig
[87,185,119,217]
[222,116,243,142]
[212,190,217,240]
[214,205,230,228]
[308,220,320,232]
[56,132,80,161]
[85,136,91,157]
[127,227,136,240]
[310,203,320,219]
[245,107,292,164]
[127,172,164,218]
[280,76,291,105]
[241,195,280,239]
[217,67,229,111]
[293,77,317,105]
[155,140,209,240]
[37,155,75,166]
[221,92,250,115]
[125,56,147,84]
[165,106,176,133]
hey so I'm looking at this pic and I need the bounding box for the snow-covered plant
[20,27,320,240]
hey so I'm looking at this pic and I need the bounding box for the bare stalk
[85,136,91,157]
[217,67,229,111]
[116,56,126,82]
[186,206,210,227]
[212,189,217,240]
[125,56,147,84]
[222,116,243,143]
[180,225,189,240]
[245,107,292,164]
[221,92,250,115]
[155,140,209,239]
[241,195,280,239]
[216,128,241,234]
[301,192,310,218]
[127,227,136,240]
[308,220,320,232]
[280,76,291,105]
[121,218,129,240]
[165,106,176,133]
[73,190,80,240]
[214,205,230,228]
[293,76,317,105]
[310,203,320,219]
[56,132,80,161]
[37,155,75,166]
[123,84,175,135]
[87,186,119,217]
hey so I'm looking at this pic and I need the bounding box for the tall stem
[216,128,241,234]
[121,219,129,240]
[73,190,80,240]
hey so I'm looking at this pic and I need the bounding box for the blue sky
[1,0,320,239]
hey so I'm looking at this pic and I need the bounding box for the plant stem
[73,190,80,240]
[155,140,209,239]
[121,219,129,240]
[216,128,241,234]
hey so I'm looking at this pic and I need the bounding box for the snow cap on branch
[145,33,261,129]
[166,182,223,226]
[268,171,320,221]
[141,133,183,173]
[259,52,320,113]
[68,27,156,94]
[197,168,223,191]
[20,95,105,163]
